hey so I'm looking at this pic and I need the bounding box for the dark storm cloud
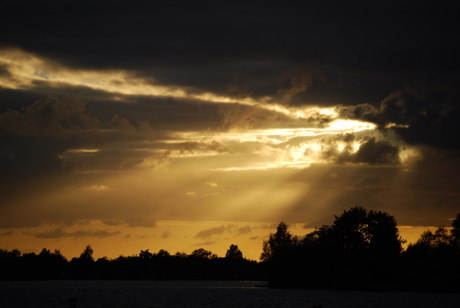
[338,86,460,150]
[320,133,400,165]
[352,138,400,165]
[277,69,314,104]
[0,94,99,136]
[3,1,459,106]
[0,94,157,203]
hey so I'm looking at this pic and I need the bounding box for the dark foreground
[1,280,459,308]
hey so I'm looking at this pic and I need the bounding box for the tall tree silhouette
[70,245,96,279]
[451,213,460,243]
[404,223,459,292]
[260,222,295,262]
[330,207,404,259]
[225,244,243,259]
[264,208,405,290]
[330,206,369,257]
[260,222,301,288]
[79,245,95,262]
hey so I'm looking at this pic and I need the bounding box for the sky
[1,1,460,260]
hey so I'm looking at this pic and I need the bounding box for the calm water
[0,280,459,308]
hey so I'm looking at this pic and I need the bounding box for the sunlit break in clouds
[1,1,460,261]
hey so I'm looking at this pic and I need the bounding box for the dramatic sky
[1,1,459,260]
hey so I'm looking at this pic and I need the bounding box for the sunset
[1,0,459,267]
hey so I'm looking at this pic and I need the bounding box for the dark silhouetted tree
[329,207,404,259]
[69,245,95,279]
[260,222,295,262]
[264,208,405,290]
[451,213,460,243]
[260,222,301,288]
[410,227,451,250]
[331,206,370,257]
[225,244,243,259]
[0,249,21,279]
[156,249,170,257]
[139,249,153,259]
[405,225,457,292]
[174,251,187,258]
[79,245,94,262]
[190,248,217,259]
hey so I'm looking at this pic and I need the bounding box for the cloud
[0,49,188,98]
[236,225,252,236]
[34,227,120,239]
[191,240,216,247]
[337,86,460,150]
[277,69,313,103]
[219,103,265,131]
[0,230,14,236]
[227,72,253,100]
[192,224,255,240]
[161,230,171,239]
[201,192,220,197]
[171,141,228,155]
[123,216,156,228]
[205,181,218,187]
[320,133,400,165]
[0,49,277,109]
[194,225,226,240]
[136,150,172,172]
[0,94,158,206]
[101,220,122,226]
[82,185,109,191]
[256,223,280,229]
[0,94,99,136]
[352,138,400,165]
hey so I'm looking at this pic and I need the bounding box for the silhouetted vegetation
[0,244,262,281]
[1,208,460,293]
[260,207,460,293]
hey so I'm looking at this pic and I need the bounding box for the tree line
[1,207,459,293]
[261,207,460,293]
[0,244,262,281]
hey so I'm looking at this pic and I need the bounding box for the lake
[0,280,459,308]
